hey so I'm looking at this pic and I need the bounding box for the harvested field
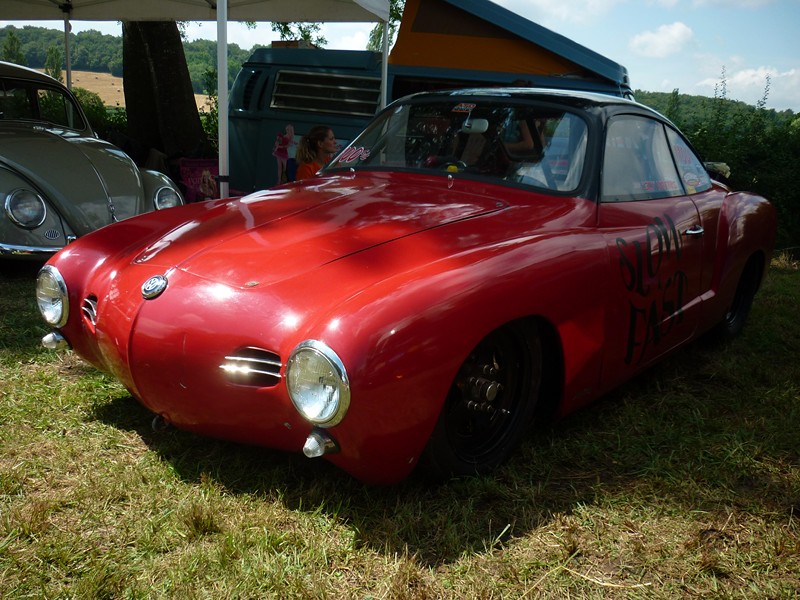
[67,70,210,110]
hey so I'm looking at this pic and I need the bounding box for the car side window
[665,127,713,195]
[601,115,684,202]
[37,87,85,130]
[0,83,35,120]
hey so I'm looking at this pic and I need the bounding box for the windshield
[0,78,88,132]
[327,98,589,192]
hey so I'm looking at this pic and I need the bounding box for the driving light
[36,265,69,327]
[5,189,46,228]
[154,187,182,210]
[303,429,340,458]
[286,340,350,427]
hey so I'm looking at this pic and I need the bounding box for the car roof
[0,60,62,86]
[399,86,655,114]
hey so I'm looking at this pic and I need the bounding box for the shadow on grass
[0,261,52,355]
[90,323,800,567]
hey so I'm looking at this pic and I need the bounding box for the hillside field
[66,70,210,110]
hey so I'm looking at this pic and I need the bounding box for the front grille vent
[81,295,98,327]
[220,346,282,388]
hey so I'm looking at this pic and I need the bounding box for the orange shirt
[295,160,323,181]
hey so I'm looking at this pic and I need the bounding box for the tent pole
[381,19,389,109]
[217,0,230,198]
[62,9,72,89]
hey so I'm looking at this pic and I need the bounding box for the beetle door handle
[683,225,704,236]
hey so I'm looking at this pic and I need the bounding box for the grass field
[1,255,798,598]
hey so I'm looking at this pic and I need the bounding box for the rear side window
[0,79,85,130]
[601,115,683,202]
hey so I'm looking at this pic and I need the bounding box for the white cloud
[698,66,800,109]
[629,22,694,58]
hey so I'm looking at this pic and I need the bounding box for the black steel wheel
[714,255,763,341]
[420,321,542,479]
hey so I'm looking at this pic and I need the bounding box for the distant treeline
[0,24,259,93]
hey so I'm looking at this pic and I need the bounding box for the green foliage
[1,29,26,65]
[199,68,219,152]
[636,76,799,249]
[44,46,63,82]
[368,0,406,51]
[270,22,327,47]
[69,85,128,144]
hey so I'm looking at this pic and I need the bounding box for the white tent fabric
[0,0,390,197]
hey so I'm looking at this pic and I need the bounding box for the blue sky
[4,0,798,111]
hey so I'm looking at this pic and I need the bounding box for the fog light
[302,429,339,458]
[41,331,69,350]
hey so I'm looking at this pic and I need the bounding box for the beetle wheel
[420,322,542,479]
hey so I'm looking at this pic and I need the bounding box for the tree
[2,30,26,66]
[270,22,327,47]
[121,21,210,163]
[368,0,405,51]
[44,46,63,83]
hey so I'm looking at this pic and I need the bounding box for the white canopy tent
[0,0,390,197]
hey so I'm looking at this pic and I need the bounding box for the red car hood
[133,173,506,287]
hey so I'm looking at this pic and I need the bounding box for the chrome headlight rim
[36,265,69,328]
[153,186,182,210]
[286,340,350,428]
[5,188,47,229]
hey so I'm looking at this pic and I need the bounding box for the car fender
[299,221,611,482]
[704,191,776,327]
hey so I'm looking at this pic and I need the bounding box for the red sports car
[36,89,777,484]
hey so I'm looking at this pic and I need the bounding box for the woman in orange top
[295,126,337,181]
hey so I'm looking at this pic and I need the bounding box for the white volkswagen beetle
[0,61,183,259]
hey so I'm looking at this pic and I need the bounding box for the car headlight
[153,186,182,210]
[36,265,69,327]
[5,188,46,228]
[286,340,350,427]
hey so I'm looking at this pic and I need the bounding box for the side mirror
[704,161,731,181]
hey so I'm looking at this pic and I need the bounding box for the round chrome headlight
[5,188,46,228]
[286,340,350,427]
[154,186,182,210]
[36,265,69,327]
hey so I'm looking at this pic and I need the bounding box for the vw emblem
[142,275,168,299]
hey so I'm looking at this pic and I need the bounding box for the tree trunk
[122,22,209,163]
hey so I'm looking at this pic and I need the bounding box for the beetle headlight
[286,340,350,427]
[154,186,182,210]
[36,265,69,327]
[5,188,46,228]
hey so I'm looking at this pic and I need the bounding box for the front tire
[420,321,542,479]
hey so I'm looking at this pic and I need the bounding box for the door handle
[683,225,704,236]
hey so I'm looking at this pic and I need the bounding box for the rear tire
[420,321,542,480]
[714,255,762,341]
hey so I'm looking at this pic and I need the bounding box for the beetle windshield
[326,98,589,192]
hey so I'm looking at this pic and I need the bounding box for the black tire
[420,321,542,479]
[714,255,762,341]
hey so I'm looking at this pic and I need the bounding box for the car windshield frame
[325,95,591,194]
[0,77,88,133]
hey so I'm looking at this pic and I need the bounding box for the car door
[598,114,709,381]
